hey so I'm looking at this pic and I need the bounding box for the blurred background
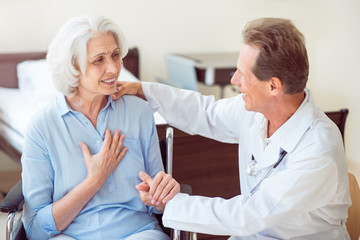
[0,1,359,238]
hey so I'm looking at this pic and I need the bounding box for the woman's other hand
[112,81,146,101]
[136,171,180,212]
[79,129,128,188]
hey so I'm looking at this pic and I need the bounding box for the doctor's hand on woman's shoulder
[136,171,180,212]
[112,81,147,101]
[79,129,128,189]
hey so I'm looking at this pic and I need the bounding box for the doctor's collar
[271,89,314,154]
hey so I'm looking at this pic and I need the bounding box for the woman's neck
[66,93,108,128]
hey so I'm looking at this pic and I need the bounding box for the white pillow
[119,67,140,82]
[17,59,139,94]
[17,59,58,95]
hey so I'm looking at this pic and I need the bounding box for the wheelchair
[1,127,197,240]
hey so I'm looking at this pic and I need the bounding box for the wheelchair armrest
[1,179,24,213]
[180,184,192,195]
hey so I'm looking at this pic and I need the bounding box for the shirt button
[97,140,101,144]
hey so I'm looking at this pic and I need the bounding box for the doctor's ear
[269,77,283,96]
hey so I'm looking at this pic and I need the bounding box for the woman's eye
[112,52,120,59]
[94,57,103,63]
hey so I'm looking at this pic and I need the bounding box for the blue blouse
[21,94,164,239]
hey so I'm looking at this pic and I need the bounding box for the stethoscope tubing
[250,150,288,194]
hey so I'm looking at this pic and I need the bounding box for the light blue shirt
[21,94,165,240]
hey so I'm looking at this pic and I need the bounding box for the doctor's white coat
[142,82,351,240]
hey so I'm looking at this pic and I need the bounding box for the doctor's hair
[46,15,128,96]
[242,18,309,95]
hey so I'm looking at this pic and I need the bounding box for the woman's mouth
[101,78,116,85]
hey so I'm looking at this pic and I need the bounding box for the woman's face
[77,32,121,98]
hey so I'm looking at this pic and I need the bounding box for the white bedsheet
[0,87,166,153]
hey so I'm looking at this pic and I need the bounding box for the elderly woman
[21,16,178,240]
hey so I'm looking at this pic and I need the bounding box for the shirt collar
[57,95,115,117]
[271,88,315,154]
[249,89,315,169]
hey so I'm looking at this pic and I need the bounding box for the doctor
[113,18,351,239]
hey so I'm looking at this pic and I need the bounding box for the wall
[0,0,359,177]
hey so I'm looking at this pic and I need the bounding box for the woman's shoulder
[112,95,155,135]
[115,95,153,115]
[27,98,59,132]
[119,95,148,105]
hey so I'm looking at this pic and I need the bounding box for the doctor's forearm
[143,83,239,143]
[142,83,210,134]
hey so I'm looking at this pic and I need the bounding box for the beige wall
[1,0,359,176]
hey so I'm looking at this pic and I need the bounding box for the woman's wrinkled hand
[136,171,180,212]
[79,129,128,188]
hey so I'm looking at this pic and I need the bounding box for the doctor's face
[77,32,122,98]
[231,44,271,113]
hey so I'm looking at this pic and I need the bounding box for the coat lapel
[248,89,315,170]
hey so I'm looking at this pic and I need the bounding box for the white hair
[46,15,128,96]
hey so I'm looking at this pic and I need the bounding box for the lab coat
[142,82,351,240]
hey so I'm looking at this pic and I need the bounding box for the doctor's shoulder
[289,111,345,165]
[310,110,344,148]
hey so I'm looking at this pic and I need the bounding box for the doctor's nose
[231,70,241,86]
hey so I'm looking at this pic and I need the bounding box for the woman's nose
[106,60,118,73]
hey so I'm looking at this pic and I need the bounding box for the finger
[108,147,126,174]
[151,173,169,203]
[112,82,127,100]
[110,129,120,152]
[112,90,121,100]
[138,190,152,206]
[79,142,91,169]
[162,184,180,204]
[138,171,153,187]
[101,129,111,151]
[116,146,128,163]
[136,182,150,192]
[157,179,177,204]
[116,81,126,88]
[115,134,125,157]
[79,142,91,159]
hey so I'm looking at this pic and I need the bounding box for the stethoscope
[248,150,288,194]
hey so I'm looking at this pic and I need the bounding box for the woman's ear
[269,77,283,96]
[74,63,80,71]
